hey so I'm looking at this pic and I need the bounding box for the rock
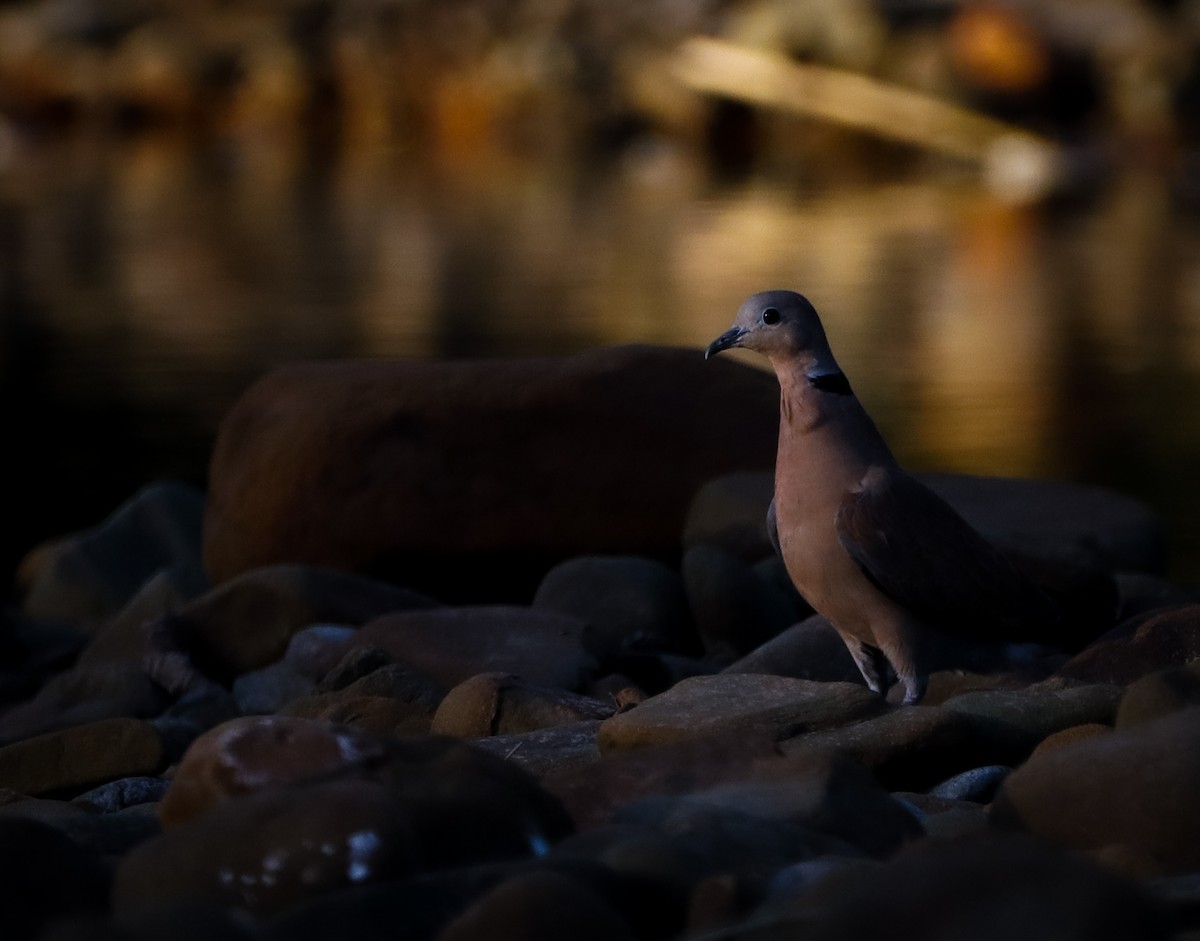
[232,661,315,715]
[431,673,614,738]
[472,721,603,778]
[72,776,170,813]
[157,716,389,828]
[0,718,166,797]
[918,472,1165,575]
[0,661,168,744]
[927,764,1011,802]
[114,779,422,919]
[1115,663,1200,728]
[437,870,638,941]
[597,675,883,752]
[77,565,202,666]
[281,624,361,679]
[782,706,992,792]
[1116,572,1200,622]
[776,837,1168,941]
[281,664,446,736]
[19,482,209,624]
[202,347,780,600]
[0,795,161,858]
[618,751,922,859]
[1030,723,1111,757]
[313,645,397,692]
[111,901,261,941]
[1059,605,1200,685]
[683,472,776,561]
[281,695,434,737]
[991,705,1200,875]
[354,606,598,691]
[160,564,437,684]
[722,615,863,683]
[939,684,1122,756]
[0,818,111,939]
[532,556,697,658]
[682,546,797,661]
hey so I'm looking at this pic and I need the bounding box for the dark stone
[1059,604,1200,685]
[1115,662,1200,728]
[682,545,798,661]
[472,721,603,778]
[202,347,781,600]
[20,482,208,624]
[992,705,1200,875]
[683,473,777,562]
[353,606,598,691]
[532,555,697,659]
[0,718,166,797]
[0,818,111,940]
[723,615,863,683]
[72,776,170,813]
[597,675,883,752]
[927,764,1011,803]
[161,564,437,684]
[431,673,614,738]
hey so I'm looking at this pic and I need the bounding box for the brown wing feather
[835,468,1057,640]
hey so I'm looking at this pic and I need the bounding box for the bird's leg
[872,619,928,704]
[841,636,890,695]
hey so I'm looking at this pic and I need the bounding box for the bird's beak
[705,327,746,360]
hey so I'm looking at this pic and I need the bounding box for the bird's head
[705,290,834,365]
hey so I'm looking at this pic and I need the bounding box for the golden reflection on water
[4,131,1200,579]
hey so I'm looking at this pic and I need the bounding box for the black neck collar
[807,370,853,396]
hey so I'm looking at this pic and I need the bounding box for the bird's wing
[835,467,1057,639]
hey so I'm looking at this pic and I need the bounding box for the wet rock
[203,347,780,600]
[532,556,696,658]
[1059,605,1200,685]
[597,675,882,752]
[775,837,1168,941]
[19,482,208,624]
[114,779,422,919]
[162,564,437,684]
[472,721,603,778]
[722,615,862,683]
[682,545,797,661]
[992,705,1200,875]
[437,870,638,941]
[354,606,598,691]
[157,716,388,828]
[927,764,1010,803]
[0,817,111,940]
[73,776,170,814]
[0,661,168,744]
[0,718,166,797]
[1115,663,1200,729]
[431,673,614,738]
[683,472,776,561]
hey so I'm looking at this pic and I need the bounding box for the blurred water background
[3,0,1200,587]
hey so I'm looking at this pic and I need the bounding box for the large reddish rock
[1058,605,1200,685]
[991,705,1200,876]
[202,347,779,600]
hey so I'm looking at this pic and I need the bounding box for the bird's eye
[762,307,780,325]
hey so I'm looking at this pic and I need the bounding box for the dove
[706,290,1057,703]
